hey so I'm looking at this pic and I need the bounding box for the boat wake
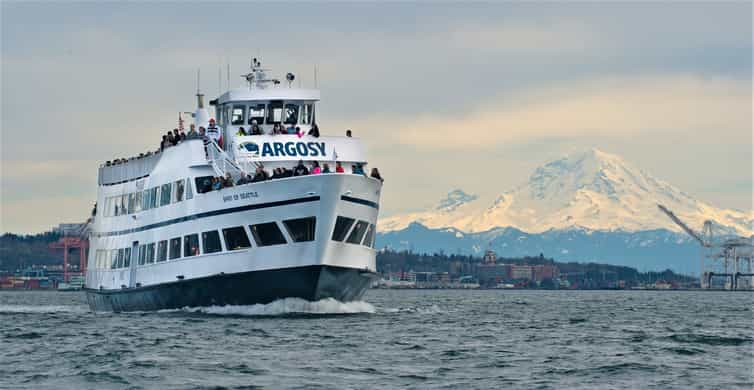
[181,298,376,316]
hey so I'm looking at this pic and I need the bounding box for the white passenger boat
[84,59,382,312]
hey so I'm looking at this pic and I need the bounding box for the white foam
[0,305,89,314]
[183,298,375,316]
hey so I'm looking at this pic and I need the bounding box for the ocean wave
[0,305,89,314]
[181,298,375,316]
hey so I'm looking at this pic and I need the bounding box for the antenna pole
[314,65,318,88]
[196,68,201,94]
[227,63,230,89]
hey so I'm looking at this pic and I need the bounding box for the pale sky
[1,2,752,234]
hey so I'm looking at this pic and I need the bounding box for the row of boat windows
[94,217,316,269]
[221,102,314,127]
[103,178,193,217]
[92,216,376,270]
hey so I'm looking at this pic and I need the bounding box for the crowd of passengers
[202,160,383,192]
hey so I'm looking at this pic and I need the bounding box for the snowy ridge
[379,149,753,236]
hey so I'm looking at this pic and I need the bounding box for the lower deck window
[332,216,355,242]
[184,234,200,257]
[346,220,369,244]
[138,245,147,265]
[250,222,287,247]
[111,250,119,269]
[223,226,252,250]
[283,217,316,242]
[146,243,156,264]
[169,237,181,260]
[195,176,213,194]
[363,224,376,248]
[123,247,131,268]
[157,240,168,262]
[202,230,223,253]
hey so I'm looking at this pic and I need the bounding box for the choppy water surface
[1,290,752,389]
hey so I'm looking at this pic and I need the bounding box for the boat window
[195,176,213,194]
[120,195,128,215]
[142,189,151,211]
[138,244,146,265]
[231,105,245,125]
[301,104,313,125]
[283,217,316,242]
[174,180,185,203]
[202,230,223,253]
[346,220,370,244]
[223,226,251,250]
[249,222,287,247]
[146,243,156,264]
[157,240,168,262]
[284,103,299,124]
[331,216,355,241]
[123,247,131,268]
[266,101,283,124]
[160,183,172,206]
[169,237,181,260]
[184,234,200,257]
[363,223,376,248]
[111,249,119,269]
[248,104,266,125]
[134,192,143,213]
[185,178,193,200]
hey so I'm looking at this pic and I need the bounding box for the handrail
[205,140,249,180]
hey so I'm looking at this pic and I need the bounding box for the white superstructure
[85,59,382,312]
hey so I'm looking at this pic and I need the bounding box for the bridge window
[331,216,355,242]
[250,222,287,247]
[223,226,251,250]
[346,220,369,244]
[185,178,193,200]
[160,183,172,206]
[231,105,245,125]
[283,217,316,242]
[169,237,181,260]
[174,180,185,203]
[123,247,131,268]
[184,234,200,257]
[157,240,168,262]
[248,104,266,125]
[301,104,313,125]
[363,224,376,248]
[146,243,155,264]
[266,101,283,124]
[284,103,298,124]
[203,230,223,253]
[120,195,128,215]
[195,176,213,194]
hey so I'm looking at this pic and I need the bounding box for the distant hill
[0,232,63,272]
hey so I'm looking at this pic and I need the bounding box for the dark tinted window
[202,230,223,253]
[113,249,122,269]
[332,216,355,241]
[284,103,298,124]
[161,183,172,206]
[248,104,265,124]
[157,240,168,262]
[363,224,376,248]
[138,245,146,265]
[195,176,213,194]
[169,237,181,260]
[266,100,283,124]
[283,217,316,242]
[146,243,156,264]
[250,222,287,246]
[346,220,369,244]
[184,234,200,257]
[232,105,245,125]
[223,226,251,250]
[123,247,131,268]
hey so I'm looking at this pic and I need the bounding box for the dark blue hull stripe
[94,196,320,237]
[340,195,379,210]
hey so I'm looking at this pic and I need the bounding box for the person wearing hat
[206,118,222,147]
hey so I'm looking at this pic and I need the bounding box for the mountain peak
[436,189,478,212]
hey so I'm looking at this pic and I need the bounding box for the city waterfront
[1,289,751,389]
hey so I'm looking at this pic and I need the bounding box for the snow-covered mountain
[379,149,753,237]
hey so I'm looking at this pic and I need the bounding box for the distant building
[510,265,533,280]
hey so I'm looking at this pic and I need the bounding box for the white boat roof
[215,88,320,105]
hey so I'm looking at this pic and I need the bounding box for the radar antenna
[241,57,280,90]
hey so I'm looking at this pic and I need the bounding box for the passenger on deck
[296,126,303,138]
[346,129,352,137]
[237,127,246,136]
[352,163,365,175]
[223,173,234,187]
[250,120,262,135]
[286,124,297,135]
[236,172,252,185]
[188,124,198,137]
[311,161,321,174]
[370,168,384,182]
[251,166,269,182]
[322,163,331,173]
[172,129,180,145]
[281,167,293,178]
[293,160,309,176]
[272,123,283,135]
[308,123,320,138]
[160,135,169,151]
[212,177,223,191]
[335,162,345,173]
[179,129,186,141]
[206,119,221,146]
[166,132,175,146]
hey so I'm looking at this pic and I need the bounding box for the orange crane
[49,237,88,283]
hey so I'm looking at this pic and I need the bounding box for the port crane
[657,204,753,290]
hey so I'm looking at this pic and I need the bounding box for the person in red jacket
[335,161,345,173]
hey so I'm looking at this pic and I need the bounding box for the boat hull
[84,265,376,312]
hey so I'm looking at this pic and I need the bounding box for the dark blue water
[1,290,752,389]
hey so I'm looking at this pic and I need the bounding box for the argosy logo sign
[239,142,326,158]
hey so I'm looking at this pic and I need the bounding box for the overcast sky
[1,2,751,234]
